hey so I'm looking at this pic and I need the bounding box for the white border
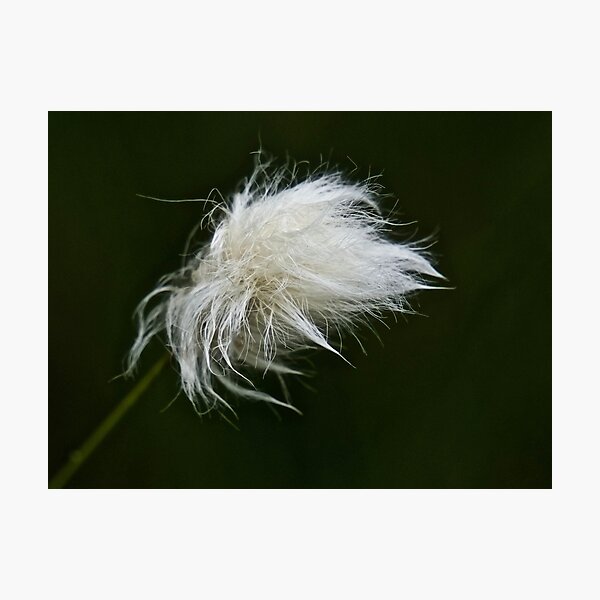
[3,0,598,597]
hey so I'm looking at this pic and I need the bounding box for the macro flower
[127,155,443,414]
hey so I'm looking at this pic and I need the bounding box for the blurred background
[49,112,551,488]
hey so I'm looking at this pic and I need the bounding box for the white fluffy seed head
[127,155,444,414]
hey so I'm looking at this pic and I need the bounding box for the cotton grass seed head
[127,154,444,415]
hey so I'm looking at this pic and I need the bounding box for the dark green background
[49,112,551,488]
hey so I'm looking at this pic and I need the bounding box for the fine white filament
[127,156,443,414]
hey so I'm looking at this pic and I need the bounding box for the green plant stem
[49,353,169,489]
